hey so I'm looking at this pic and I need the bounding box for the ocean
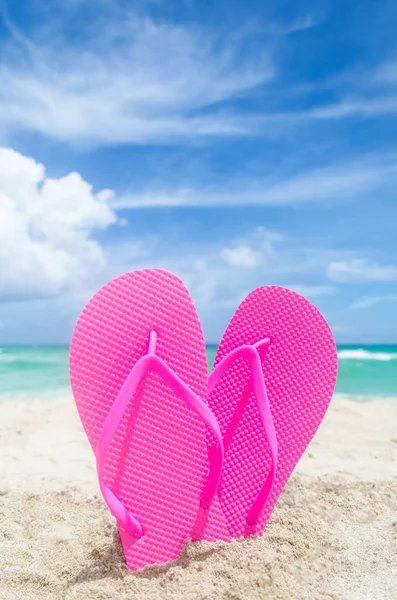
[0,345,396,401]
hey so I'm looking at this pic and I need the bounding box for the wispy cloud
[297,58,397,121]
[3,0,397,152]
[2,1,397,151]
[114,155,397,208]
[307,98,397,120]
[271,14,322,35]
[327,258,397,283]
[0,9,273,146]
[351,294,397,309]
[374,61,397,84]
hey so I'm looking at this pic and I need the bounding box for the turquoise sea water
[0,345,396,400]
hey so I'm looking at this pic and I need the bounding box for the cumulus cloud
[220,229,282,268]
[327,258,397,283]
[0,147,116,301]
[220,245,261,269]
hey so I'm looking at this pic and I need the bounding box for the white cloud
[0,147,116,301]
[351,294,397,309]
[220,229,281,269]
[183,258,245,311]
[0,13,273,146]
[285,284,336,298]
[274,15,322,35]
[327,258,397,283]
[2,6,397,150]
[120,227,332,320]
[308,98,397,120]
[220,245,261,269]
[297,59,397,122]
[114,156,397,208]
[376,61,397,84]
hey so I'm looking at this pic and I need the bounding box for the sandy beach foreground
[0,398,396,600]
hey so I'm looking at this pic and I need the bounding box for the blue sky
[0,0,397,344]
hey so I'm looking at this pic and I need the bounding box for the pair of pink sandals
[70,269,338,572]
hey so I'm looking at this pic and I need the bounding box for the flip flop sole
[70,269,227,571]
[208,286,338,539]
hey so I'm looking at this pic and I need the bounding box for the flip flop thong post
[70,269,227,571]
[207,286,338,540]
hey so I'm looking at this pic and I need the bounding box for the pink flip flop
[207,286,338,540]
[69,269,227,572]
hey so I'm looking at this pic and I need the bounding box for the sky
[0,0,397,344]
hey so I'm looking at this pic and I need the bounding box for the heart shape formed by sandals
[70,270,337,571]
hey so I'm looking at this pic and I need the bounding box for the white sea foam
[333,393,397,401]
[337,349,397,361]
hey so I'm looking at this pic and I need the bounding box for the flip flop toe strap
[96,330,224,539]
[208,338,278,527]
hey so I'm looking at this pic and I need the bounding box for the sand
[0,397,397,600]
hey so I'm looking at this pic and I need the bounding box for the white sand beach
[0,397,396,599]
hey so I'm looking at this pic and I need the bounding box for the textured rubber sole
[69,269,228,571]
[207,286,338,540]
